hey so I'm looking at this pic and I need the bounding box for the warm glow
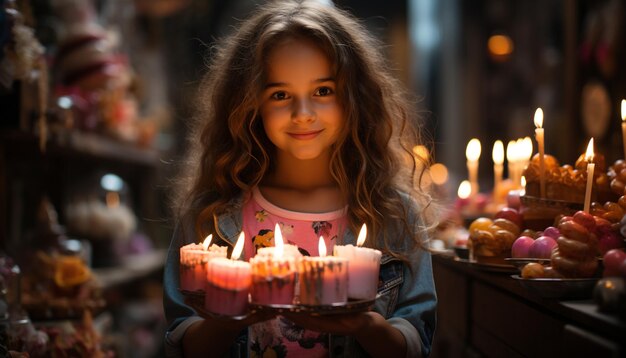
[105,192,120,208]
[492,140,504,165]
[466,138,481,162]
[429,163,449,185]
[413,145,429,161]
[458,180,471,199]
[521,176,526,189]
[622,99,625,121]
[488,34,514,56]
[202,234,213,250]
[585,138,594,161]
[533,108,544,128]
[522,137,533,160]
[231,232,245,260]
[274,223,284,259]
[318,236,327,257]
[356,224,367,247]
[506,140,516,162]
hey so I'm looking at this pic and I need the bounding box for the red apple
[542,226,560,240]
[603,249,626,277]
[598,232,626,255]
[573,211,596,232]
[529,236,557,259]
[495,207,523,228]
[511,236,535,258]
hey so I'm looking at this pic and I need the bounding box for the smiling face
[259,36,344,163]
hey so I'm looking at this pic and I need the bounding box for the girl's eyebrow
[264,77,336,89]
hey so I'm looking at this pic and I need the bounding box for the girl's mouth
[287,130,323,140]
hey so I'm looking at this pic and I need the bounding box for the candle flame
[202,234,213,250]
[533,108,543,128]
[318,236,327,257]
[231,232,245,260]
[521,176,526,192]
[506,140,516,162]
[621,99,625,121]
[492,140,504,164]
[356,223,367,247]
[465,138,481,162]
[429,163,449,185]
[522,137,533,160]
[458,180,471,199]
[584,138,594,161]
[274,223,284,259]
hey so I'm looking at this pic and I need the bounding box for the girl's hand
[280,310,380,337]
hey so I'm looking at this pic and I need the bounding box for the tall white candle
[583,139,595,213]
[492,140,504,200]
[465,138,481,197]
[621,99,626,159]
[534,108,546,198]
[506,140,516,186]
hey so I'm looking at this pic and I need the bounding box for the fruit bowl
[511,275,599,299]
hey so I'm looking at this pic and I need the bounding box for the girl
[163,1,437,357]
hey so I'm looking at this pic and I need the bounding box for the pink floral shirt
[242,187,348,358]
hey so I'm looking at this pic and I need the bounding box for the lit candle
[583,138,595,213]
[534,108,546,198]
[179,234,227,292]
[205,232,252,316]
[521,136,533,186]
[297,237,348,305]
[506,140,516,186]
[621,99,626,159]
[466,138,481,197]
[250,224,297,305]
[334,224,382,300]
[492,140,504,199]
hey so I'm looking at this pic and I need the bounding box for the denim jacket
[163,194,437,357]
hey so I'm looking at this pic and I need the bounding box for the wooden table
[431,255,625,358]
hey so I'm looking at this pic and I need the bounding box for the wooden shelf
[92,249,167,289]
[0,129,160,168]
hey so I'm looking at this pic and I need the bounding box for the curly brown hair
[173,0,436,260]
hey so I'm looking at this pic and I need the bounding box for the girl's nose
[291,98,315,123]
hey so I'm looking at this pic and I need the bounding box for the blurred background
[0,0,624,356]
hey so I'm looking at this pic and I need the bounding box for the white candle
[179,235,227,292]
[465,138,481,197]
[334,224,382,300]
[492,140,504,200]
[297,237,348,305]
[250,224,297,305]
[621,99,626,159]
[534,108,546,198]
[506,140,516,186]
[583,139,595,213]
[205,232,251,316]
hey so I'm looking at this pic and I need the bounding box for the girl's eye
[270,91,289,100]
[315,86,334,97]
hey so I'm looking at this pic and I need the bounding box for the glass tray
[251,295,378,316]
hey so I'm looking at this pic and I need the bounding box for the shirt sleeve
[389,193,438,357]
